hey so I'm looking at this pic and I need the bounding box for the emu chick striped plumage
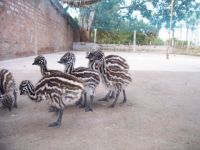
[86,50,130,100]
[87,51,129,71]
[33,55,69,112]
[58,52,100,112]
[19,73,84,127]
[86,50,132,107]
[32,55,62,76]
[0,69,17,111]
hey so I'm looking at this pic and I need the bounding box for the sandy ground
[0,52,200,150]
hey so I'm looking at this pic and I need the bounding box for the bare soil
[1,70,200,150]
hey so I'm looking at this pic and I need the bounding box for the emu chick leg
[109,90,115,99]
[80,93,87,108]
[48,108,63,128]
[108,88,121,108]
[85,95,93,112]
[13,90,18,108]
[120,89,127,104]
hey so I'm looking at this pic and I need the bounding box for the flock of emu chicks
[0,50,132,128]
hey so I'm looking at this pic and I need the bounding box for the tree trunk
[80,29,91,42]
[79,10,95,42]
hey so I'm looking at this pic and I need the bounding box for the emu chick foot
[48,122,61,128]
[85,107,93,112]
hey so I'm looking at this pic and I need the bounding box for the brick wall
[0,0,80,60]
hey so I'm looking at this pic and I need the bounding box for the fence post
[133,30,136,51]
[94,28,97,50]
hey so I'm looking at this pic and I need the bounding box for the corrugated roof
[61,0,101,7]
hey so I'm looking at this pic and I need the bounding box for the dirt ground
[0,52,200,150]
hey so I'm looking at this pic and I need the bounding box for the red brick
[0,0,80,60]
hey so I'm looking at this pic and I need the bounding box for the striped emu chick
[32,55,62,76]
[32,55,67,112]
[87,51,132,107]
[0,69,17,111]
[58,52,100,112]
[86,50,130,101]
[87,51,129,72]
[19,73,84,127]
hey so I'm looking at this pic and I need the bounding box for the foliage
[91,30,164,45]
[174,39,188,47]
[151,38,165,45]
[67,0,200,44]
[128,0,200,30]
[79,0,160,43]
